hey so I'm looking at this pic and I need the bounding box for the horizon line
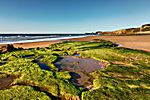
[0,32,90,34]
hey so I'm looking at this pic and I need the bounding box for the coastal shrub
[141,26,150,31]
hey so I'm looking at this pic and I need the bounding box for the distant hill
[96,24,150,35]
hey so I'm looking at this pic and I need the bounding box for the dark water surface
[0,34,97,44]
[54,56,108,88]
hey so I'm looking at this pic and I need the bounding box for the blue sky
[0,0,150,33]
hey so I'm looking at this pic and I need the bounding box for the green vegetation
[0,86,51,100]
[0,39,150,99]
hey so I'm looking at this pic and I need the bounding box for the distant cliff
[96,24,150,35]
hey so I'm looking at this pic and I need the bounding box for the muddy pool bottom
[54,56,108,89]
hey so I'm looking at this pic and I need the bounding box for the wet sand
[13,40,60,49]
[68,35,150,52]
[2,35,150,52]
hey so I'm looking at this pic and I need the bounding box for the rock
[141,24,150,28]
[96,31,114,35]
[7,44,16,52]
[97,23,150,35]
[0,44,16,53]
[141,24,150,31]
[95,31,103,34]
[0,44,8,53]
[113,28,140,34]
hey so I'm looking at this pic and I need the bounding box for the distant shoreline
[0,35,88,45]
[0,35,150,52]
[11,35,150,52]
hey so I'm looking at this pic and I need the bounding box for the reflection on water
[37,62,51,71]
[54,56,108,88]
[32,56,50,71]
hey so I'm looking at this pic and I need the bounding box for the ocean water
[0,34,96,44]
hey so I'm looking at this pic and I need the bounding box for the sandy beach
[9,35,150,52]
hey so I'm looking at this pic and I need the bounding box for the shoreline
[0,35,88,45]
[1,35,150,52]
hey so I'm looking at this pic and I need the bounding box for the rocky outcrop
[0,44,16,53]
[0,45,8,53]
[7,44,16,52]
[113,28,140,34]
[97,24,150,35]
[95,31,103,35]
[141,24,150,31]
[141,24,150,28]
